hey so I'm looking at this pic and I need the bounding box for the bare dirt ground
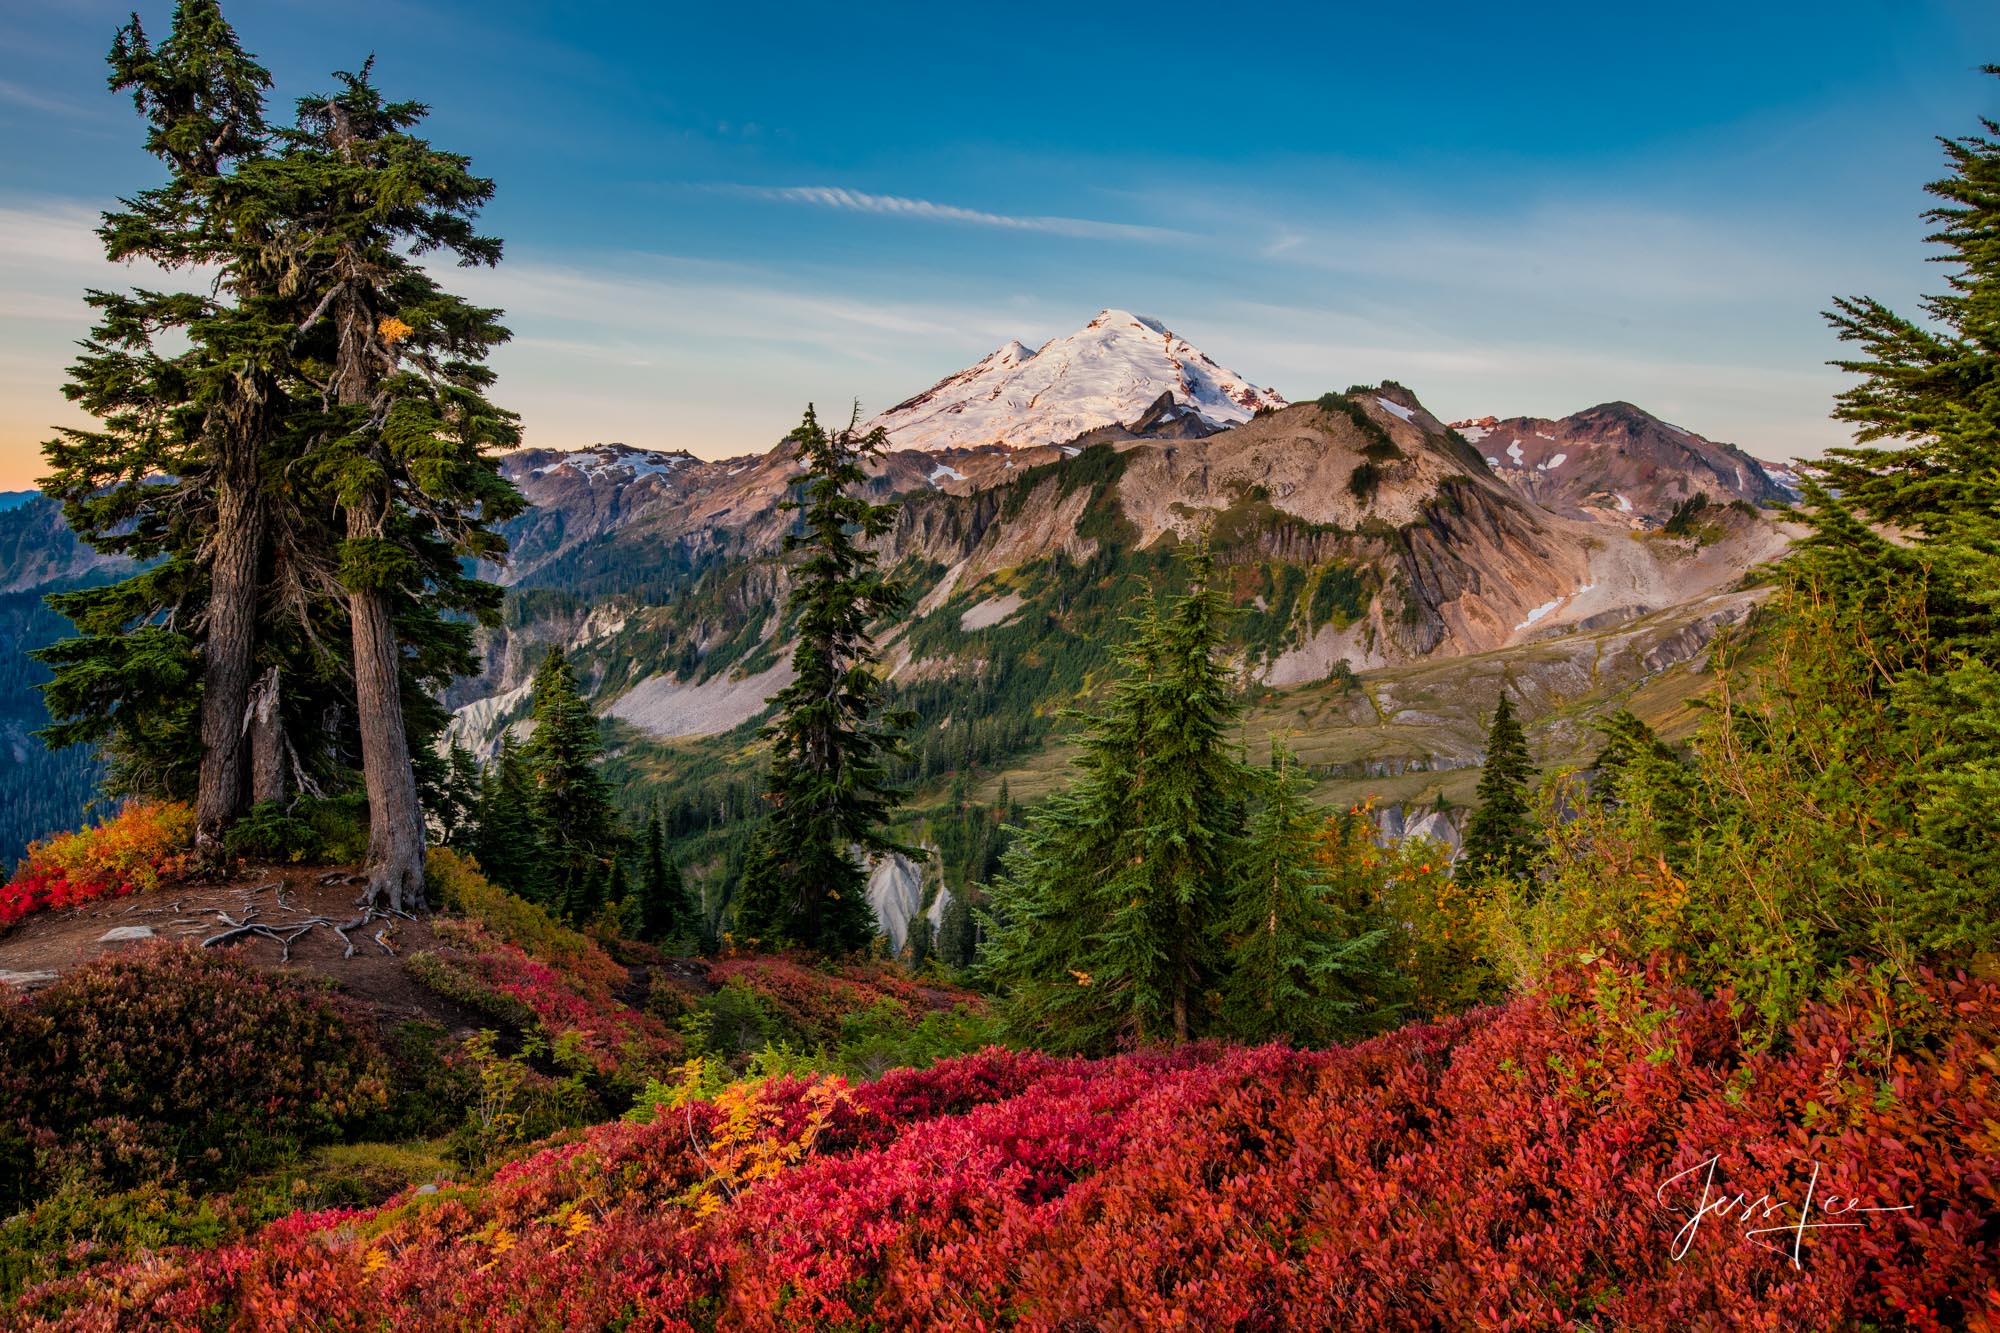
[0,863,490,1033]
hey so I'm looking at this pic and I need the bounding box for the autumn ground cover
[9,958,1994,1332]
[0,803,195,929]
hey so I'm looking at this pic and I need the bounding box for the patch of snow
[866,309,1287,452]
[928,462,968,484]
[1485,456,1501,467]
[1616,493,1634,513]
[1460,425,1491,443]
[1506,440,1525,466]
[1375,397,1417,423]
[1514,582,1596,632]
[532,444,690,483]
[1546,452,1567,469]
[1060,446,1081,458]
[1535,430,1555,440]
[1515,597,1564,630]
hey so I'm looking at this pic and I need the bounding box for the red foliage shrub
[16,963,1998,1331]
[0,803,194,929]
[418,850,680,1080]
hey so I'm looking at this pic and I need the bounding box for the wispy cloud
[0,78,87,119]
[737,185,1186,243]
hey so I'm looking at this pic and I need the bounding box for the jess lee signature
[1655,1156,1914,1268]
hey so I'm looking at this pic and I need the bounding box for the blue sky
[2,0,1997,487]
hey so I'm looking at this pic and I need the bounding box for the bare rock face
[438,363,1795,766]
[865,850,931,954]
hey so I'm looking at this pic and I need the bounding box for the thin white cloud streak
[737,185,1187,243]
[0,177,1892,485]
[0,78,87,119]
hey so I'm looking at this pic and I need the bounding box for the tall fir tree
[1220,742,1397,1044]
[278,64,525,910]
[1770,78,2000,946]
[980,545,1252,1051]
[735,405,911,953]
[471,734,545,901]
[521,648,621,915]
[1460,690,1538,882]
[35,2,280,838]
[638,804,697,945]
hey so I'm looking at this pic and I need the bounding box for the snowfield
[867,309,1286,452]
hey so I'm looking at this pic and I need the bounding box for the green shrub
[218,794,369,865]
[0,943,390,1205]
[1347,461,1383,501]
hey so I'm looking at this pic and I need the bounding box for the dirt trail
[0,863,485,1032]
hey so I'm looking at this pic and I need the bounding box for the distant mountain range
[0,310,1805,891]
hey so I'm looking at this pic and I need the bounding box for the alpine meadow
[0,4,1996,1329]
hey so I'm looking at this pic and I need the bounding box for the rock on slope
[1448,402,1790,526]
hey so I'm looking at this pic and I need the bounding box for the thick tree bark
[194,473,264,853]
[247,664,284,807]
[348,535,427,911]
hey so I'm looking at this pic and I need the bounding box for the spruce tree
[638,804,696,944]
[1591,711,1696,862]
[278,63,525,910]
[980,545,1251,1051]
[1460,690,1538,882]
[1220,743,1396,1044]
[522,648,620,911]
[935,887,979,969]
[36,2,280,837]
[735,406,911,953]
[471,734,545,900]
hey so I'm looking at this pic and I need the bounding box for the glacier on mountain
[866,309,1286,452]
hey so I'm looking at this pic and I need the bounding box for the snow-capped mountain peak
[868,309,1286,452]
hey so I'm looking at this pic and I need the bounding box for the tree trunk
[194,474,264,854]
[349,544,427,911]
[247,664,284,806]
[330,276,427,913]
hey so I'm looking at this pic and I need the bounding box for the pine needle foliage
[982,544,1393,1054]
[522,648,621,914]
[1460,691,1538,883]
[734,406,912,954]
[1220,742,1398,1044]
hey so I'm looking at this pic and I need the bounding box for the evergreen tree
[471,734,544,900]
[278,63,525,910]
[980,546,1251,1052]
[1460,690,1538,882]
[735,406,911,953]
[1590,711,1696,863]
[637,804,696,945]
[522,648,620,912]
[935,886,980,969]
[35,2,281,836]
[1220,743,1397,1044]
[567,858,605,928]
